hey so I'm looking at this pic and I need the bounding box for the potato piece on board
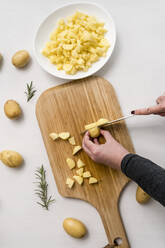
[68,136,76,145]
[66,158,76,170]
[89,177,98,184]
[73,175,83,185]
[76,168,84,176]
[73,146,82,155]
[59,132,70,140]
[49,132,59,140]
[83,171,91,178]
[66,178,75,189]
[77,159,85,168]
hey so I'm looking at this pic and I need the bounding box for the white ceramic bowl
[34,2,116,80]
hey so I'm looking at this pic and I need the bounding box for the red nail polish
[131,110,135,114]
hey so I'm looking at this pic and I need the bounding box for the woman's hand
[82,130,129,170]
[132,94,165,116]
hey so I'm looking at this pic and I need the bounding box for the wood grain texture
[36,76,135,247]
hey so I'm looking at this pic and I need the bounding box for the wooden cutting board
[36,76,134,248]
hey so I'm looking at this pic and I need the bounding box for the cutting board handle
[95,130,130,247]
[97,199,130,248]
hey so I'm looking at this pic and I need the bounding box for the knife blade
[97,114,134,128]
[81,114,134,135]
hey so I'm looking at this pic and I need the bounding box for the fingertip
[159,113,165,117]
[132,109,146,115]
[134,105,162,115]
[84,131,88,136]
[100,129,110,135]
[94,138,99,145]
[84,131,89,140]
[100,129,112,142]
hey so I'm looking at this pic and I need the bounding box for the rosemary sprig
[25,81,37,102]
[35,165,55,210]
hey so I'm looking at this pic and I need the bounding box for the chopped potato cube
[49,132,59,140]
[57,64,63,70]
[63,64,73,73]
[63,44,74,50]
[59,132,70,140]
[73,146,82,155]
[66,158,75,170]
[77,159,85,168]
[68,136,76,145]
[89,177,98,184]
[83,171,91,178]
[66,178,75,188]
[81,31,94,42]
[73,175,83,185]
[76,168,84,176]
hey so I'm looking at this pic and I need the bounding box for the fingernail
[131,110,135,114]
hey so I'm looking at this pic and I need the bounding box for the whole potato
[63,218,87,238]
[136,186,151,204]
[4,100,22,119]
[12,50,30,68]
[0,150,23,167]
[89,126,100,138]
[0,53,3,63]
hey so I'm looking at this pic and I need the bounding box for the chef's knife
[81,114,134,135]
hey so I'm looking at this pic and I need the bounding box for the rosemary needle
[25,81,37,102]
[35,165,55,210]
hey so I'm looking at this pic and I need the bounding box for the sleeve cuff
[121,153,137,176]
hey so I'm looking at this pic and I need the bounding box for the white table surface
[0,0,165,247]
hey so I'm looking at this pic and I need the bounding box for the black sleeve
[121,153,165,206]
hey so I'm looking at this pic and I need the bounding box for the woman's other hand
[82,130,129,170]
[132,94,165,116]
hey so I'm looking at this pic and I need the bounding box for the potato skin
[0,150,23,167]
[12,50,30,68]
[4,100,22,119]
[89,126,100,138]
[63,218,86,238]
[136,186,151,204]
